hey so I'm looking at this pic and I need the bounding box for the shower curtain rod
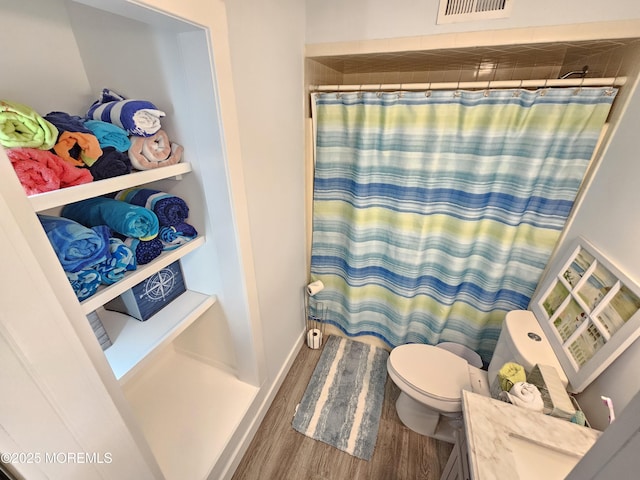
[311,76,627,92]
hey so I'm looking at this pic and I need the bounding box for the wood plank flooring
[232,337,453,480]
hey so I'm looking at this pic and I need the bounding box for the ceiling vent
[437,0,513,24]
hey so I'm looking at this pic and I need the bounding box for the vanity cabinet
[1,1,263,479]
[440,430,470,480]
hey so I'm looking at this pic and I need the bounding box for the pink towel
[7,147,93,195]
[128,130,183,170]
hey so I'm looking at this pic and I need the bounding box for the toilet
[387,310,567,443]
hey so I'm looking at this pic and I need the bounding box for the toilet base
[395,392,460,444]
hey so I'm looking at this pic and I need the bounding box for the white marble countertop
[462,390,602,480]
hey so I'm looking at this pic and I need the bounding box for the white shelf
[28,162,192,212]
[123,347,258,480]
[101,290,217,381]
[80,236,205,314]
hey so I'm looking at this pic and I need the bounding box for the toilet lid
[389,344,471,402]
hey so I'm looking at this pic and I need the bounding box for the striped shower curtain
[310,87,616,362]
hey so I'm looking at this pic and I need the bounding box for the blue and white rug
[292,335,389,460]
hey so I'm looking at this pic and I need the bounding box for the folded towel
[89,147,132,181]
[84,119,131,152]
[498,382,545,412]
[158,225,197,250]
[44,111,92,134]
[87,88,165,136]
[39,215,111,273]
[61,197,159,241]
[0,100,58,150]
[115,188,190,226]
[498,362,526,392]
[53,131,103,167]
[66,268,102,300]
[123,237,163,265]
[95,237,137,285]
[128,130,183,170]
[7,147,93,195]
[114,188,197,249]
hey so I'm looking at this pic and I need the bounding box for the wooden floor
[232,338,453,480]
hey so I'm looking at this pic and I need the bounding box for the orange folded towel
[53,131,103,167]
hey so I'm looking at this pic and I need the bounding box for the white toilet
[387,310,567,443]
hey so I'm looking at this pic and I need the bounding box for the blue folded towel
[86,88,165,137]
[84,119,131,152]
[66,268,102,300]
[44,111,92,135]
[123,237,163,265]
[61,197,159,240]
[89,147,132,181]
[115,188,189,225]
[38,215,111,273]
[95,237,137,284]
[115,188,197,250]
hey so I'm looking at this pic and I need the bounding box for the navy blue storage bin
[104,261,186,321]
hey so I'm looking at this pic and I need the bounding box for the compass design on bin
[141,267,176,302]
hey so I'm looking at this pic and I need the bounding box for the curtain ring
[483,81,491,97]
[605,78,616,96]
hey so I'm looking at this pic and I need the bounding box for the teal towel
[62,197,159,240]
[84,119,131,152]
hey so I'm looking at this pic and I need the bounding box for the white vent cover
[437,0,513,24]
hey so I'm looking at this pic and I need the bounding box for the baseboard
[213,329,305,480]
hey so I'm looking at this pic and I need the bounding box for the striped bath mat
[292,335,389,460]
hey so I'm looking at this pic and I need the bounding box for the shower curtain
[309,87,616,362]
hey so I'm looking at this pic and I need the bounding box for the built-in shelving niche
[6,1,260,478]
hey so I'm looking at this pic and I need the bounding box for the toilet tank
[488,310,568,387]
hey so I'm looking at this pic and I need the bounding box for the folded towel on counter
[491,362,528,399]
[44,111,92,134]
[95,237,137,284]
[498,362,527,392]
[498,382,545,412]
[84,119,131,152]
[86,88,165,136]
[89,147,131,181]
[66,268,102,301]
[128,130,183,170]
[7,147,93,195]
[0,100,58,149]
[38,215,111,273]
[123,237,163,265]
[53,131,103,167]
[62,197,159,240]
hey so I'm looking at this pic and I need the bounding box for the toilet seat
[388,344,471,404]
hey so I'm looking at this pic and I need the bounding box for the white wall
[560,80,640,430]
[306,0,640,43]
[225,1,308,381]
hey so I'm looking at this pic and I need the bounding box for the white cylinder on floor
[307,328,322,349]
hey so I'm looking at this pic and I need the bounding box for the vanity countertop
[462,390,602,480]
